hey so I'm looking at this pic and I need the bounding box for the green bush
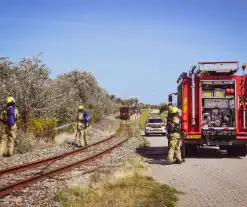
[65,124,76,134]
[55,108,72,125]
[14,131,33,154]
[159,104,168,114]
[27,117,58,141]
[87,105,104,123]
[89,107,102,123]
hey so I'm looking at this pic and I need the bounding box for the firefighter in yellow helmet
[0,97,19,157]
[166,105,183,164]
[76,105,90,147]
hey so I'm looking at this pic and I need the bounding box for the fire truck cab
[174,61,247,157]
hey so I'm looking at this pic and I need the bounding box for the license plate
[153,124,159,127]
[187,135,201,139]
[152,128,160,131]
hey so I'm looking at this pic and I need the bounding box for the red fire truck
[173,61,247,157]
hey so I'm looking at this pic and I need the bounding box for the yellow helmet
[6,97,15,104]
[170,106,179,114]
[78,105,84,110]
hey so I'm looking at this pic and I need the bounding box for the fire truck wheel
[185,144,198,157]
[227,145,247,157]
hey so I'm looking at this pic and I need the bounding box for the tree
[0,56,53,132]
[159,103,168,114]
[0,54,124,132]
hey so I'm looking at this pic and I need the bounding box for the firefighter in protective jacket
[76,105,90,147]
[166,106,183,164]
[166,103,173,150]
[0,97,19,157]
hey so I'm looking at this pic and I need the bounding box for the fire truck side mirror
[168,94,173,103]
[242,63,246,71]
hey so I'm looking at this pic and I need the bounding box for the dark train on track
[119,106,140,120]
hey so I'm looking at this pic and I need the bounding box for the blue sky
[1,0,247,104]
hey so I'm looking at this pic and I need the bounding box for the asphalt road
[142,135,247,207]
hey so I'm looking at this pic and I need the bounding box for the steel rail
[0,136,115,177]
[0,137,129,198]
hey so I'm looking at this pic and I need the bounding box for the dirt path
[142,136,247,207]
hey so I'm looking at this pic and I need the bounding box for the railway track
[0,134,130,198]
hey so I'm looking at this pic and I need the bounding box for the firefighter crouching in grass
[76,105,90,147]
[0,97,19,157]
[166,106,184,164]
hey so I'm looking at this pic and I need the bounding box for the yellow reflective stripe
[184,97,187,104]
[186,135,201,139]
[183,98,188,113]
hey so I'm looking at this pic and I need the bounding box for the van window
[147,118,163,123]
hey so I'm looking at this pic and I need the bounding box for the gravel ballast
[0,116,116,170]
[0,137,142,207]
[0,115,143,207]
[0,137,125,188]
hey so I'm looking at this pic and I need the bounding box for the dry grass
[54,158,182,207]
[14,131,55,154]
[138,136,150,148]
[131,117,142,138]
[114,119,135,138]
[138,110,151,129]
